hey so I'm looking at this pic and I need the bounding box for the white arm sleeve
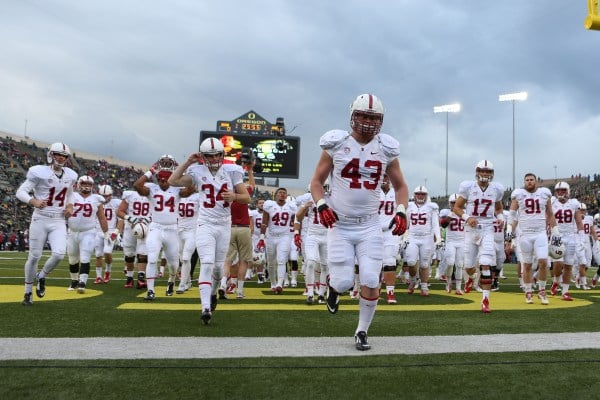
[15,179,35,204]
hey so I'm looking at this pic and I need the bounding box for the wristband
[496,213,505,222]
[396,204,406,214]
[316,199,326,208]
[294,230,300,235]
[461,214,469,222]
[144,171,153,179]
[259,234,265,240]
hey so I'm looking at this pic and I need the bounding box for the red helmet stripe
[368,94,373,110]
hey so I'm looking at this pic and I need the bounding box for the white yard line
[1,332,599,359]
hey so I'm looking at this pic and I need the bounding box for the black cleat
[22,292,33,306]
[210,294,218,311]
[318,295,326,304]
[35,274,46,298]
[144,290,156,301]
[68,280,78,291]
[201,308,212,325]
[166,282,174,296]
[306,296,314,305]
[354,331,371,351]
[326,287,339,314]
[218,288,227,300]
[77,281,86,294]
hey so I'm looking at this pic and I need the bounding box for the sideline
[1,332,600,359]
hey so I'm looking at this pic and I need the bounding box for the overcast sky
[1,1,599,196]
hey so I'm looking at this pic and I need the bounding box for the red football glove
[388,205,407,236]
[294,233,302,249]
[109,232,118,241]
[317,199,338,228]
[256,237,266,251]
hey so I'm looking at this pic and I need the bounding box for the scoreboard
[216,110,284,136]
[200,110,300,179]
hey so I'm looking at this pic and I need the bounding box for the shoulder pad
[319,129,350,150]
[222,163,244,174]
[378,133,400,158]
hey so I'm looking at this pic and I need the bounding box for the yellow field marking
[0,284,102,302]
[0,284,593,311]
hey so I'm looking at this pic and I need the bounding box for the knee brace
[289,260,298,271]
[125,255,135,264]
[79,262,91,275]
[479,267,493,285]
[137,254,148,264]
[69,263,80,274]
[383,264,397,272]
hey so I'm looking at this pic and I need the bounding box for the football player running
[506,173,557,305]
[16,142,77,305]
[404,185,441,297]
[549,181,585,300]
[452,160,505,313]
[441,194,465,294]
[310,93,409,351]
[168,138,251,325]
[133,155,194,301]
[66,175,109,293]
[94,184,122,284]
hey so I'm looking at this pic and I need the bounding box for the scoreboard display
[200,110,300,178]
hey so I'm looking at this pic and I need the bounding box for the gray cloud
[1,0,598,197]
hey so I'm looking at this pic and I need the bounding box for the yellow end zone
[1,285,594,311]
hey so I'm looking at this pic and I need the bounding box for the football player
[16,142,78,305]
[453,160,505,313]
[66,175,109,293]
[379,174,401,304]
[441,194,465,295]
[309,93,409,351]
[93,184,122,284]
[168,138,251,325]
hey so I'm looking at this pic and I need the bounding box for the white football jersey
[295,192,313,235]
[511,187,552,233]
[250,208,264,241]
[582,215,594,238]
[121,190,151,225]
[320,130,400,218]
[552,197,580,236]
[379,188,396,231]
[457,180,505,227]
[186,163,244,222]
[144,182,184,225]
[406,201,440,237]
[177,192,200,231]
[16,165,78,215]
[101,198,121,230]
[263,199,297,236]
[68,192,104,232]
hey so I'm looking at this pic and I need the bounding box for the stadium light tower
[499,91,528,190]
[433,103,461,197]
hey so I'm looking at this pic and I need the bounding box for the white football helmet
[448,193,458,208]
[252,250,266,266]
[200,137,225,172]
[46,142,72,166]
[475,160,494,183]
[549,241,566,260]
[413,185,428,205]
[98,184,113,197]
[594,213,600,226]
[77,175,94,193]
[554,181,570,201]
[350,93,384,140]
[580,203,587,213]
[156,154,178,181]
[132,222,148,239]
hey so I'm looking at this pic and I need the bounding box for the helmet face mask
[475,160,494,184]
[350,94,384,141]
[413,185,428,205]
[77,175,94,194]
[47,142,72,167]
[554,181,570,201]
[199,138,225,173]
